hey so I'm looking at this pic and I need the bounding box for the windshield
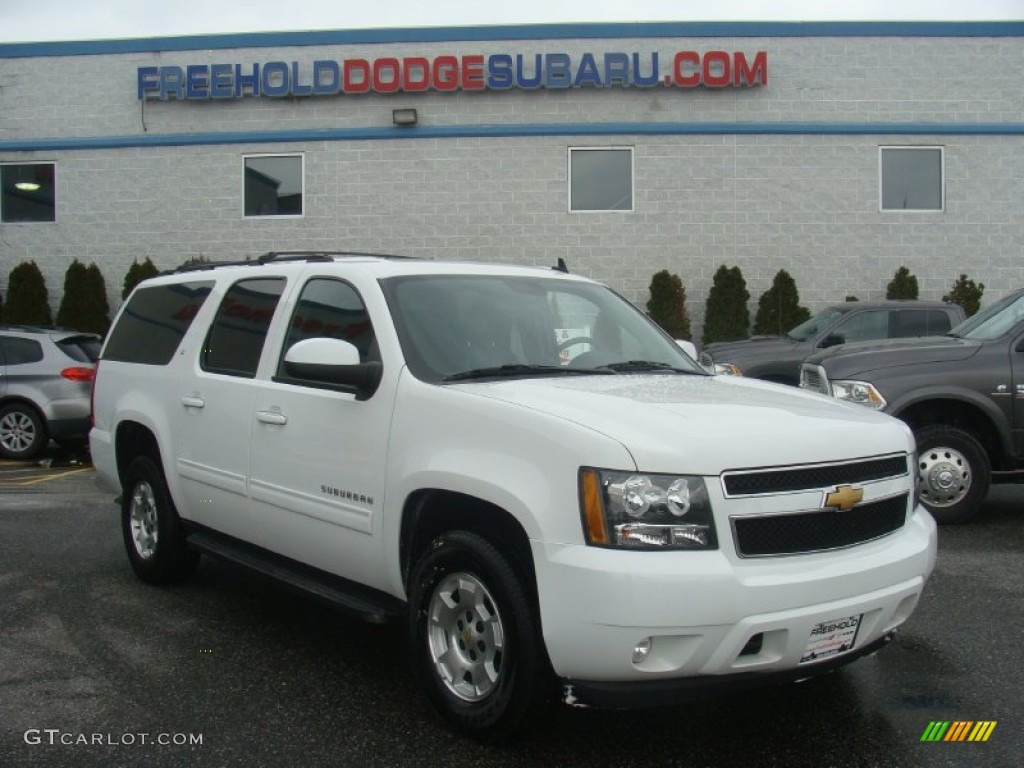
[785,308,846,342]
[950,291,1024,341]
[382,274,704,383]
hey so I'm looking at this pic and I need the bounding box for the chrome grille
[733,494,909,557]
[722,455,908,497]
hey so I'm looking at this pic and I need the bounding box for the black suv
[800,289,1024,524]
[702,301,965,385]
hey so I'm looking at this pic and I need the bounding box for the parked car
[800,288,1024,524]
[701,301,965,385]
[0,325,101,459]
[90,253,935,735]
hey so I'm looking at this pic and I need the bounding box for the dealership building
[1,21,1022,333]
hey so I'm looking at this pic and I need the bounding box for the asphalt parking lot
[0,455,1021,768]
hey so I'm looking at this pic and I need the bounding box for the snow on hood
[449,373,913,475]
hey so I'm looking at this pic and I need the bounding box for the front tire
[914,425,990,525]
[408,531,545,737]
[122,456,199,583]
[0,403,47,460]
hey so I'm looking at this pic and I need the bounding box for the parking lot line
[0,467,93,489]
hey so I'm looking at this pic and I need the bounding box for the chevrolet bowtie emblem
[824,485,864,511]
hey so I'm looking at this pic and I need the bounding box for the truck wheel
[0,403,47,460]
[914,425,990,525]
[408,530,544,737]
[122,456,199,583]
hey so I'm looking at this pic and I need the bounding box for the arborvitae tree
[122,257,160,299]
[57,260,90,330]
[646,270,692,340]
[886,266,919,300]
[753,269,811,336]
[3,261,52,325]
[82,263,111,335]
[942,274,985,317]
[702,265,750,344]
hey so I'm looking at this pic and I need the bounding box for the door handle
[181,396,205,409]
[256,410,288,426]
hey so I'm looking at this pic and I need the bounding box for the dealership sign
[137,50,767,100]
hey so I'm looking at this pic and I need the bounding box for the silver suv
[0,326,101,460]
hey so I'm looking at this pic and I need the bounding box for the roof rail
[258,250,423,262]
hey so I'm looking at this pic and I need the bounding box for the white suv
[90,252,937,735]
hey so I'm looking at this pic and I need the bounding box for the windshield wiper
[595,360,701,374]
[444,364,615,382]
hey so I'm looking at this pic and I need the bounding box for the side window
[0,336,44,365]
[103,282,214,365]
[831,310,890,344]
[201,278,286,378]
[894,310,952,338]
[278,278,377,374]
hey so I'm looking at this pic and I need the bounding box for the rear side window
[202,278,286,378]
[0,336,44,365]
[56,335,102,363]
[894,310,952,337]
[104,282,214,365]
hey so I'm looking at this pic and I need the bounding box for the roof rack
[163,250,424,275]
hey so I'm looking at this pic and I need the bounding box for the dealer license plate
[800,614,863,664]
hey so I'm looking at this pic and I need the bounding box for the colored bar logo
[921,721,997,742]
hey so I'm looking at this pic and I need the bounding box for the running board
[186,527,405,624]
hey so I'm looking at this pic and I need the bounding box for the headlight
[714,362,743,376]
[579,469,717,550]
[830,379,887,410]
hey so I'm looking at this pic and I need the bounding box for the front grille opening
[739,633,764,656]
[733,494,909,557]
[723,456,908,497]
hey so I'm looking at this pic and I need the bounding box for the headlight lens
[579,469,717,550]
[714,362,743,376]
[830,379,887,409]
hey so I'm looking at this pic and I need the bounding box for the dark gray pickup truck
[800,288,1024,524]
[702,301,964,385]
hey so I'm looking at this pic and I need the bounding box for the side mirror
[281,338,382,400]
[675,339,698,360]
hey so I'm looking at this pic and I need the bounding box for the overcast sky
[0,0,1021,43]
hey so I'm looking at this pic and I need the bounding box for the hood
[804,335,980,377]
[703,336,800,362]
[450,373,912,474]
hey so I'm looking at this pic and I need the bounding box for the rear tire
[408,530,545,737]
[914,425,990,525]
[0,403,47,460]
[122,456,199,583]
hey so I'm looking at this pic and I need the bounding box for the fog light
[632,637,652,664]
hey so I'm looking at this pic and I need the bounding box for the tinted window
[569,148,633,212]
[104,282,214,365]
[278,279,376,373]
[56,335,102,363]
[1,163,56,223]
[894,310,952,338]
[202,278,286,378]
[0,336,44,365]
[880,147,943,211]
[244,155,303,217]
[831,311,889,343]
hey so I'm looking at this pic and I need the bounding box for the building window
[1,163,56,223]
[880,147,943,212]
[569,147,633,212]
[244,154,303,217]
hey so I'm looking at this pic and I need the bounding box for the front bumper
[532,506,935,694]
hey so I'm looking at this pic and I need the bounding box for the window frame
[878,146,945,213]
[1,161,57,224]
[567,146,635,214]
[243,153,305,219]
